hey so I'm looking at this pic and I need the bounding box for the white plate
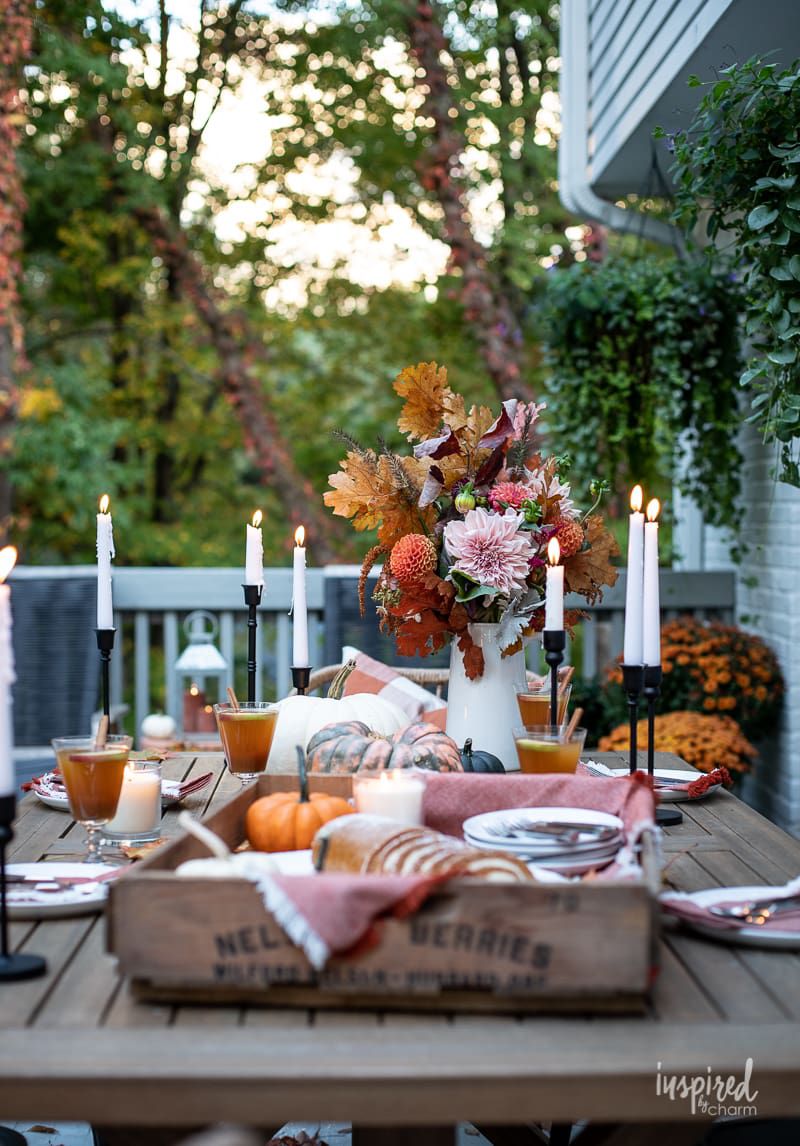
[6,863,122,920]
[603,767,721,803]
[463,832,621,865]
[667,886,800,949]
[463,807,624,851]
[31,771,212,811]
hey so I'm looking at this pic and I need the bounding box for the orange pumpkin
[306,720,463,773]
[246,747,353,852]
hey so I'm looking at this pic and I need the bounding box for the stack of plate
[462,806,625,876]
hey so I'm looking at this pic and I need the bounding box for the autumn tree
[0,0,33,538]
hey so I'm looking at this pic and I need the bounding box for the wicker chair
[305,663,559,698]
[307,664,450,698]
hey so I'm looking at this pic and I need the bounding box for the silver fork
[709,894,800,924]
[485,821,617,845]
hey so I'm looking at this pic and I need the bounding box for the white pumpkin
[269,693,407,772]
[141,712,178,739]
[176,853,278,879]
[175,810,278,879]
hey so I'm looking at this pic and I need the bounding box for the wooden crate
[107,773,661,1015]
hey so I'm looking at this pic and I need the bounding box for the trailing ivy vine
[541,255,743,530]
[667,57,800,486]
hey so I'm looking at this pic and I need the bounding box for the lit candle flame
[646,498,660,523]
[547,537,561,566]
[99,494,110,514]
[295,525,305,547]
[0,545,17,584]
[252,510,262,529]
[631,485,643,513]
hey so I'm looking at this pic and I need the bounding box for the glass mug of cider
[213,701,279,783]
[51,734,133,862]
[513,724,586,775]
[515,681,571,727]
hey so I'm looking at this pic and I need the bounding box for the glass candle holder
[353,771,426,825]
[104,760,162,844]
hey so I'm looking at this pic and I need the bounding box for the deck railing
[10,565,735,739]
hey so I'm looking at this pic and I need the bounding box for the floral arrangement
[602,616,783,740]
[325,362,619,678]
[598,711,757,777]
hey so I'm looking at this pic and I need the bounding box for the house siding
[586,0,734,189]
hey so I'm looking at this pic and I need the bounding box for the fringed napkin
[251,871,446,970]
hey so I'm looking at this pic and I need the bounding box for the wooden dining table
[2,750,800,1146]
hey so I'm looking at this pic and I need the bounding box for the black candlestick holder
[621,664,644,775]
[542,630,566,726]
[95,628,115,719]
[242,584,262,703]
[643,664,683,827]
[0,794,47,981]
[291,666,311,696]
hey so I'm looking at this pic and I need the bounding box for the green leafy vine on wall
[666,57,800,486]
[541,255,743,531]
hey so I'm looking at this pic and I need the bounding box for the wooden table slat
[3,750,800,1128]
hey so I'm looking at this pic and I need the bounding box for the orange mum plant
[325,362,619,679]
[603,616,783,740]
[599,711,757,776]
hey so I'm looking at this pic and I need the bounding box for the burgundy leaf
[419,464,445,508]
[473,443,505,486]
[413,424,462,459]
[477,399,519,449]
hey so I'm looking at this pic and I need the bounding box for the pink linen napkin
[421,770,656,842]
[252,871,447,970]
[660,877,800,933]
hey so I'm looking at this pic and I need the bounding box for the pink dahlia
[488,481,531,512]
[443,507,532,596]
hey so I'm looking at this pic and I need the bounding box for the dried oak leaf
[564,516,620,603]
[394,361,451,441]
[395,611,452,658]
[375,455,436,548]
[457,629,485,680]
[324,451,381,531]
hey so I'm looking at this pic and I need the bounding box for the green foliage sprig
[667,57,800,485]
[541,255,743,530]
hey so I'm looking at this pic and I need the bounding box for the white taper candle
[623,485,645,664]
[545,537,564,631]
[643,499,661,666]
[0,547,17,798]
[245,510,264,587]
[292,525,309,667]
[96,494,114,630]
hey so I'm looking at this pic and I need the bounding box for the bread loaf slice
[313,815,534,883]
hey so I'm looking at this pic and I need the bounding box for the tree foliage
[10,0,575,565]
[668,57,800,486]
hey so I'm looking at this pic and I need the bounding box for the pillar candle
[96,494,115,630]
[545,537,564,631]
[105,762,161,836]
[623,485,645,664]
[245,510,264,587]
[0,547,17,798]
[354,772,425,825]
[292,525,309,667]
[643,498,661,666]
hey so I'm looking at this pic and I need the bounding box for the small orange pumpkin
[246,747,353,851]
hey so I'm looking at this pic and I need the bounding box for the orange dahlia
[389,534,438,584]
[554,517,585,558]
